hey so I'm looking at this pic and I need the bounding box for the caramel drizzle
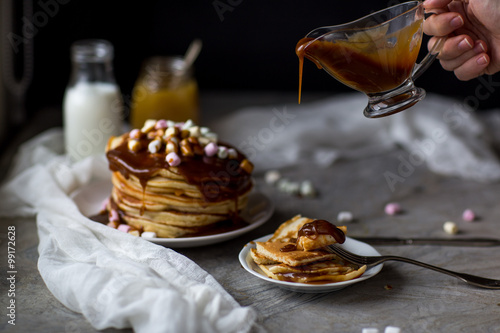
[280,219,345,252]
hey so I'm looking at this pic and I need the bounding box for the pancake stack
[105,119,254,238]
[251,215,366,283]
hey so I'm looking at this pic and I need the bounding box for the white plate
[239,234,384,293]
[71,180,274,248]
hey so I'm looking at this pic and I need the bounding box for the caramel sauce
[106,138,252,204]
[91,196,251,238]
[280,219,345,252]
[296,19,423,102]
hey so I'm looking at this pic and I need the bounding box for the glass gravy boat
[296,1,445,118]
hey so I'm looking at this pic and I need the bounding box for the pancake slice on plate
[251,215,366,283]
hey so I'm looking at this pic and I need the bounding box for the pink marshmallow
[107,221,119,228]
[462,209,475,222]
[204,142,218,157]
[166,152,181,166]
[129,128,141,139]
[108,209,120,222]
[117,224,131,233]
[155,119,168,129]
[385,202,401,215]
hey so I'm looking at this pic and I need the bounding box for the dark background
[5,0,500,125]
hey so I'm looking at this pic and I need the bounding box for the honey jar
[130,56,199,129]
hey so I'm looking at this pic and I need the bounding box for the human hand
[423,0,500,80]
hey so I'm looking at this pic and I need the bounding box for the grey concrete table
[1,92,500,333]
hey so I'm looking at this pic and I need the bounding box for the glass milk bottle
[63,39,123,161]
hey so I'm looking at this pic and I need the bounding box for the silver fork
[327,244,500,289]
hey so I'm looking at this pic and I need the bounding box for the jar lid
[71,39,114,62]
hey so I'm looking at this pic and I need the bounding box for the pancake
[103,119,254,238]
[252,215,366,284]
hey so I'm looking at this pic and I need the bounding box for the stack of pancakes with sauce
[105,119,254,238]
[251,215,366,283]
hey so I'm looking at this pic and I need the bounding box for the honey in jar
[130,56,199,128]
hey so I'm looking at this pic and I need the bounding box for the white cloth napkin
[0,128,256,333]
[212,93,500,182]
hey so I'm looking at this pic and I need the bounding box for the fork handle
[376,256,500,289]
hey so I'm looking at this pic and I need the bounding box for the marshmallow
[200,127,210,135]
[462,209,475,222]
[141,119,157,133]
[155,119,168,129]
[337,211,354,223]
[128,230,141,237]
[166,152,181,166]
[148,139,162,154]
[117,224,131,233]
[188,126,201,138]
[227,148,238,159]
[182,119,194,130]
[362,329,379,333]
[129,128,141,139]
[264,170,281,185]
[204,142,218,157]
[384,202,401,215]
[204,132,218,142]
[141,231,157,238]
[217,146,228,159]
[107,221,119,228]
[164,126,178,137]
[277,179,300,195]
[166,141,178,154]
[127,139,141,152]
[443,221,459,234]
[108,209,120,222]
[300,180,316,197]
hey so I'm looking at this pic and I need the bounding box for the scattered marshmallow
[117,224,131,233]
[166,152,181,166]
[265,170,281,185]
[141,231,157,238]
[462,209,475,222]
[277,178,300,195]
[384,326,401,333]
[362,329,379,333]
[300,180,316,197]
[443,221,459,235]
[384,202,401,215]
[204,142,218,157]
[337,211,354,223]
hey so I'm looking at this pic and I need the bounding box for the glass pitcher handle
[413,36,446,80]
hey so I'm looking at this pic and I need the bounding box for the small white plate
[71,180,274,248]
[239,234,384,293]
